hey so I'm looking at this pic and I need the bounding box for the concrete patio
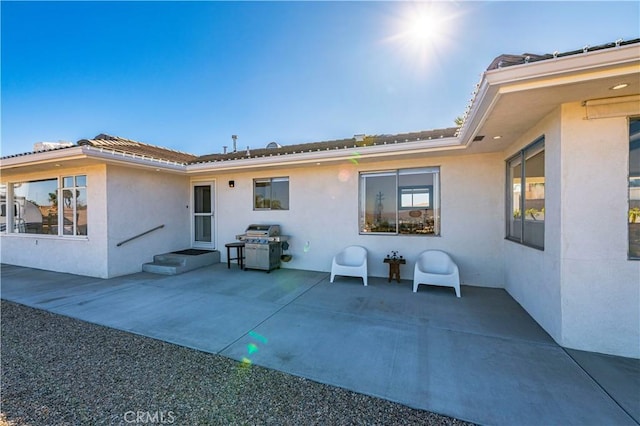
[1,263,638,425]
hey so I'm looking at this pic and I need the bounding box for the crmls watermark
[123,410,176,424]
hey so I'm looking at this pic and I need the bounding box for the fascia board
[186,137,464,173]
[485,44,639,86]
[497,63,639,95]
[82,146,187,172]
[457,79,499,147]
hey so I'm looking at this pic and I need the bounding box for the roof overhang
[186,136,464,174]
[0,146,187,178]
[459,42,640,152]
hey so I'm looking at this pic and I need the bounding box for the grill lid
[244,224,280,237]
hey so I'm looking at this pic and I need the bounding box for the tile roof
[77,134,198,164]
[1,144,74,159]
[193,128,459,164]
[486,38,640,70]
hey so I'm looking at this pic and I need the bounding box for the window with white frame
[0,175,87,236]
[629,117,640,259]
[506,137,544,249]
[359,167,440,235]
[253,177,289,210]
[61,175,88,235]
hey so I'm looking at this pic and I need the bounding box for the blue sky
[1,1,638,156]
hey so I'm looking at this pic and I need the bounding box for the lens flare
[248,330,268,344]
[338,168,351,182]
[247,342,259,354]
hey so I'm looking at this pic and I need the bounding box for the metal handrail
[116,224,165,247]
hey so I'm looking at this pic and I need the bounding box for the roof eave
[83,146,188,172]
[458,42,640,146]
[187,137,463,173]
[0,146,188,173]
[0,146,87,170]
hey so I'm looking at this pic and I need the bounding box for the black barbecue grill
[236,224,289,272]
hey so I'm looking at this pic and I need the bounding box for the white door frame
[191,180,216,249]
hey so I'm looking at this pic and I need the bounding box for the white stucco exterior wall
[212,151,505,288]
[503,103,640,358]
[559,102,640,358]
[106,165,191,277]
[0,164,110,278]
[503,109,563,346]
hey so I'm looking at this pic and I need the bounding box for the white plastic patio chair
[330,246,368,286]
[413,250,461,297]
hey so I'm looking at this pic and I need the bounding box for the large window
[254,177,289,210]
[629,118,640,259]
[506,138,545,249]
[1,175,87,236]
[360,167,440,235]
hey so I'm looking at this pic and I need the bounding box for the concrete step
[142,249,220,275]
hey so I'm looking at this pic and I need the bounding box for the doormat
[171,249,214,256]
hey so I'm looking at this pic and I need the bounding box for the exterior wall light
[228,180,235,188]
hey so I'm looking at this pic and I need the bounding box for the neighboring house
[1,39,639,359]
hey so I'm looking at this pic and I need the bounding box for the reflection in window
[254,177,289,210]
[360,168,440,235]
[12,178,58,234]
[629,118,640,259]
[2,175,87,236]
[400,187,431,208]
[62,175,88,236]
[506,137,545,249]
[0,184,6,232]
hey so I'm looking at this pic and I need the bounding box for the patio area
[1,262,638,425]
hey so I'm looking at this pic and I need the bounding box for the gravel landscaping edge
[1,300,473,425]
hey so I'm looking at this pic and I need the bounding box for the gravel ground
[1,300,473,426]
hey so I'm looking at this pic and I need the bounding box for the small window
[360,167,440,235]
[254,177,289,210]
[506,137,545,249]
[400,186,432,209]
[61,175,88,236]
[629,118,640,259]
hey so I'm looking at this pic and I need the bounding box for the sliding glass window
[506,138,545,249]
[629,118,640,259]
[360,167,440,235]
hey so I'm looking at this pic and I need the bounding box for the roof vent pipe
[232,135,238,152]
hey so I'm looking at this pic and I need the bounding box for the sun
[406,10,443,45]
[385,2,459,69]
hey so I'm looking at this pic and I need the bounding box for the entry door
[192,182,215,249]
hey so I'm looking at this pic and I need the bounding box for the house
[1,39,639,359]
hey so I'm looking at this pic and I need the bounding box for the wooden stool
[225,242,245,269]
[384,258,406,283]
